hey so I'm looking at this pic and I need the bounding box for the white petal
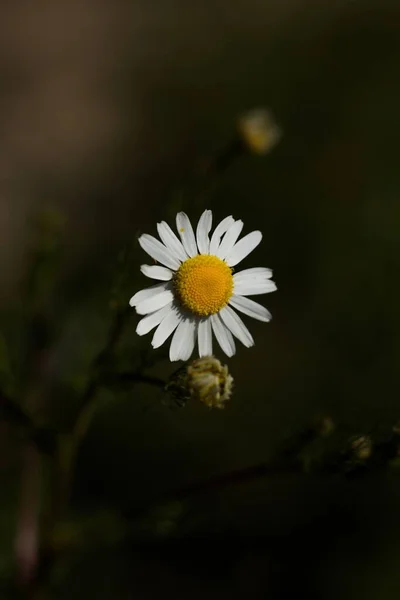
[234,280,277,296]
[176,212,198,257]
[226,231,262,267]
[229,295,272,322]
[196,210,212,255]
[181,321,197,361]
[140,265,173,281]
[219,305,254,348]
[209,215,234,255]
[136,290,174,315]
[169,318,197,361]
[210,314,236,357]
[129,282,169,307]
[198,318,213,357]
[139,234,180,270]
[152,306,182,348]
[233,267,273,282]
[216,220,244,260]
[136,305,173,336]
[157,221,188,262]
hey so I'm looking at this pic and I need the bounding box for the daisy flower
[129,210,277,361]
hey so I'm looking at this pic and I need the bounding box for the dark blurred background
[1,0,400,598]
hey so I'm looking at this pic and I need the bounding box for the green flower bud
[165,356,233,409]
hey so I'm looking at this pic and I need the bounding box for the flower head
[130,210,276,361]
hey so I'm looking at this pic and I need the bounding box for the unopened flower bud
[165,356,233,409]
[187,356,233,409]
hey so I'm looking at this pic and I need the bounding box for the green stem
[0,390,55,455]
[105,371,166,390]
[30,308,133,595]
[59,307,132,504]
[79,307,131,412]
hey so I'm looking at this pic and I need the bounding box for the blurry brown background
[1,0,400,598]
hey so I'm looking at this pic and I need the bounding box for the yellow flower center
[174,255,233,316]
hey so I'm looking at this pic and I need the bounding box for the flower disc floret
[174,254,233,316]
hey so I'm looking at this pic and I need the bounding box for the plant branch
[172,460,298,501]
[78,306,132,420]
[144,428,400,509]
[104,371,166,390]
[30,307,133,596]
[52,306,133,516]
[0,390,55,455]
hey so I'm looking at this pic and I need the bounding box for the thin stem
[167,137,246,218]
[48,307,166,528]
[77,306,131,420]
[14,445,42,589]
[49,307,132,518]
[204,138,245,177]
[0,390,55,455]
[57,367,165,512]
[0,390,36,430]
[30,307,133,596]
[107,372,166,390]
[166,431,400,503]
[167,460,298,503]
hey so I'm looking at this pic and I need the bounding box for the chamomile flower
[129,210,276,361]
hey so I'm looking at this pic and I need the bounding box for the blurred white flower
[238,108,281,154]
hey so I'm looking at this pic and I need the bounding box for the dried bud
[238,108,281,155]
[350,435,373,461]
[165,356,233,409]
[187,356,233,409]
